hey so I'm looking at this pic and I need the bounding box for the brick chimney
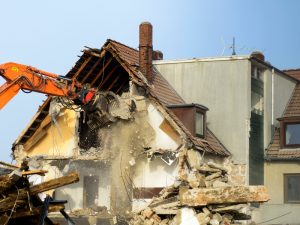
[139,22,153,83]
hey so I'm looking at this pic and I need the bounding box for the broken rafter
[179,186,269,207]
[80,57,102,84]
[97,65,120,90]
[90,57,113,86]
[106,72,121,91]
[72,56,93,80]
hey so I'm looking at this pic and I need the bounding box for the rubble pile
[129,157,269,225]
[0,162,79,225]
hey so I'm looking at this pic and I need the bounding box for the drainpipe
[271,68,275,135]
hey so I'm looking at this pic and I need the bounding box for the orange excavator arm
[0,62,85,109]
[0,61,118,130]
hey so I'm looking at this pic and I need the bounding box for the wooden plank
[179,186,269,206]
[22,170,48,176]
[0,161,19,169]
[30,172,79,195]
[0,172,79,212]
[90,57,113,86]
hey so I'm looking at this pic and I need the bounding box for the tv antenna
[230,37,236,55]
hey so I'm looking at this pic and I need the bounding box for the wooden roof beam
[97,65,120,90]
[90,57,113,86]
[72,56,93,80]
[106,74,121,92]
[81,57,103,84]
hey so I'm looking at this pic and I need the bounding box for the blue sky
[0,0,299,162]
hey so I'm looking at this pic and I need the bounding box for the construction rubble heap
[0,161,79,225]
[129,157,269,225]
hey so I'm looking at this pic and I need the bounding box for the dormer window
[285,123,300,145]
[279,117,300,148]
[167,104,208,138]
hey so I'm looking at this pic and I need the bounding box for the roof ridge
[107,39,139,53]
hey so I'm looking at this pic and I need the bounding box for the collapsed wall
[129,149,269,225]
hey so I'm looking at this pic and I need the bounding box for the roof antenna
[231,37,236,55]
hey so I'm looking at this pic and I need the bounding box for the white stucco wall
[263,69,296,149]
[132,156,178,211]
[147,103,179,150]
[155,59,251,166]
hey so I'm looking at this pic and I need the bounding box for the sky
[0,0,299,162]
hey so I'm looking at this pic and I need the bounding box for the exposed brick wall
[139,22,153,83]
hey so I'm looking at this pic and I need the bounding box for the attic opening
[69,50,131,150]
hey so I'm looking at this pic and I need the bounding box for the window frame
[284,173,300,204]
[195,109,205,138]
[279,117,300,148]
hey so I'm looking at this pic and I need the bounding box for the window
[251,65,262,80]
[196,111,204,137]
[285,123,300,145]
[279,117,300,148]
[284,174,300,203]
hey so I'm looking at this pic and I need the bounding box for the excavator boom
[0,61,119,130]
[0,62,81,109]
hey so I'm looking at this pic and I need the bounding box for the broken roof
[13,39,229,156]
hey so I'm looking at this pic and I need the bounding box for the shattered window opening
[83,175,100,208]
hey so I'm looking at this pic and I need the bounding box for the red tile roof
[284,69,300,81]
[284,84,300,117]
[266,128,300,160]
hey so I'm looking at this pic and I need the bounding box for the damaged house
[11,23,268,224]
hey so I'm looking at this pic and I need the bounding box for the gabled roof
[13,39,230,156]
[284,68,300,81]
[266,69,300,160]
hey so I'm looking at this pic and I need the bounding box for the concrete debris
[129,160,269,225]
